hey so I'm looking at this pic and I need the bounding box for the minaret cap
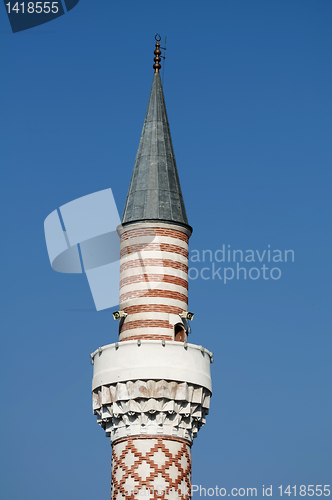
[153,34,162,73]
[122,35,191,231]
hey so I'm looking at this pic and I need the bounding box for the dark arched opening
[174,322,186,342]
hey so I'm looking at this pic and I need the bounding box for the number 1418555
[279,486,330,497]
[6,2,59,13]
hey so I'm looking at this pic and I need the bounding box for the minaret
[91,36,213,499]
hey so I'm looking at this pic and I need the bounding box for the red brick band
[123,304,183,315]
[113,434,191,446]
[120,258,188,273]
[121,243,188,258]
[120,334,173,342]
[120,319,172,333]
[120,289,188,304]
[121,228,189,243]
[120,274,188,290]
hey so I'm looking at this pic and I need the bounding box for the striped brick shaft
[111,436,191,500]
[118,223,191,342]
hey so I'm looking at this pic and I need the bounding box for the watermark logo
[121,484,331,498]
[123,484,267,498]
[44,190,295,311]
[44,188,165,311]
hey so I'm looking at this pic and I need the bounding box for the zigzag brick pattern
[111,436,191,500]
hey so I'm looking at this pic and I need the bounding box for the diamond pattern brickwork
[111,436,191,500]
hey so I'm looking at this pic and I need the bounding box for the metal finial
[153,34,162,73]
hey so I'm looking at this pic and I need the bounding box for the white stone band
[91,340,213,392]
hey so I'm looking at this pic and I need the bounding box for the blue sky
[1,1,331,499]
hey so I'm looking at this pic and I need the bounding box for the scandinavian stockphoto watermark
[123,485,262,498]
[188,245,295,283]
[125,484,331,497]
[45,187,296,311]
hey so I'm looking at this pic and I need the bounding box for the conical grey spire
[121,72,190,229]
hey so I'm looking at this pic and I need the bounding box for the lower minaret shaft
[91,343,212,499]
[112,436,191,499]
